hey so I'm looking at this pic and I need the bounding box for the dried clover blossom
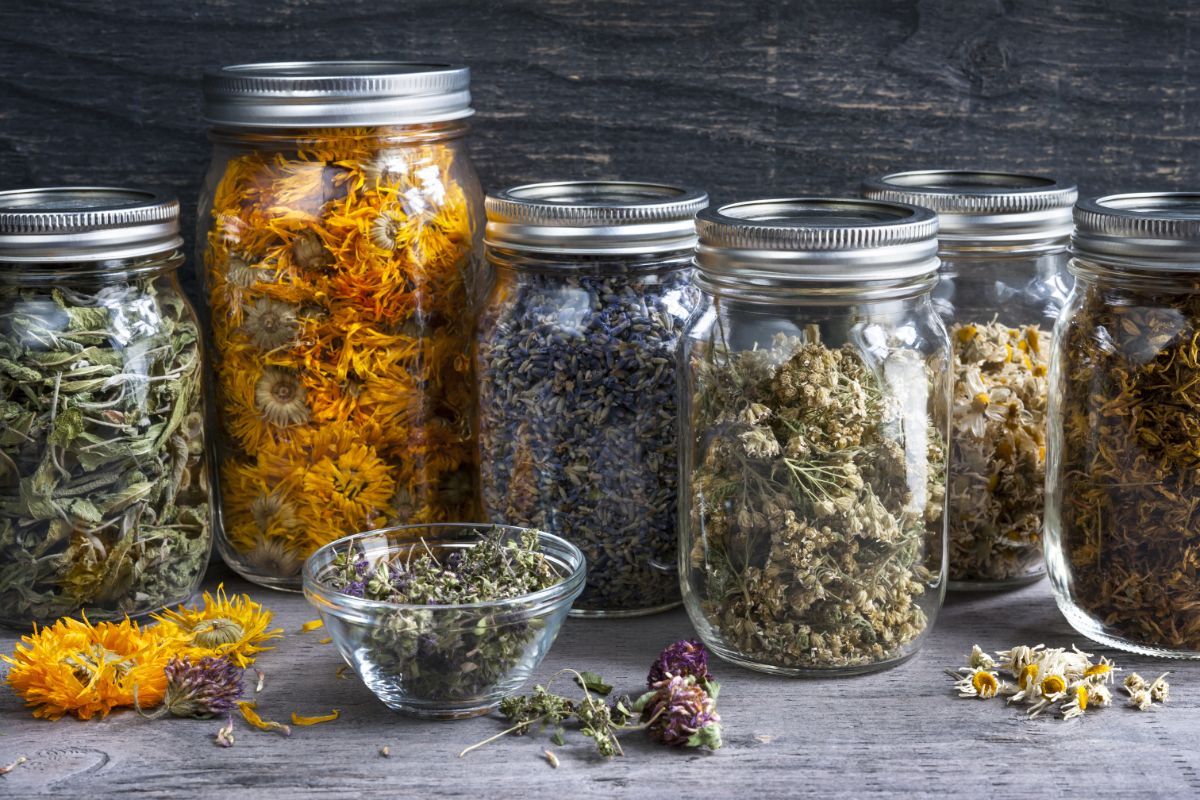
[139,655,244,719]
[947,322,1049,583]
[647,639,711,685]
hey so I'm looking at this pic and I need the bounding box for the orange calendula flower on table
[201,124,483,587]
[2,617,170,720]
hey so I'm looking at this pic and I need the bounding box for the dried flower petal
[0,756,27,775]
[300,619,324,632]
[238,701,291,736]
[291,709,339,726]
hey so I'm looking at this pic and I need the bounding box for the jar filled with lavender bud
[476,182,708,616]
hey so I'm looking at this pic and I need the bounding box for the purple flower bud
[161,656,244,719]
[647,639,711,686]
[643,675,722,750]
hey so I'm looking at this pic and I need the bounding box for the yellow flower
[255,366,311,428]
[2,616,170,720]
[153,585,282,668]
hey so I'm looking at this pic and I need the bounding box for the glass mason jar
[476,181,708,616]
[864,171,1076,590]
[199,62,486,590]
[1046,192,1200,658]
[680,198,950,675]
[0,188,211,627]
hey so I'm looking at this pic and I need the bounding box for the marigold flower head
[153,585,282,668]
[2,616,169,720]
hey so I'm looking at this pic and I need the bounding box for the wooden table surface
[2,564,1197,800]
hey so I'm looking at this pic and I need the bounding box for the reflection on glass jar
[864,171,1076,590]
[680,198,949,676]
[476,182,708,616]
[198,63,485,590]
[1046,192,1200,658]
[0,188,211,627]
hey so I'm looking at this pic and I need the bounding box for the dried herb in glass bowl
[304,524,584,719]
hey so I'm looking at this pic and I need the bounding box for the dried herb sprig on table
[460,640,722,760]
[947,321,1049,583]
[687,327,944,670]
[323,527,562,702]
[1056,285,1200,650]
[0,280,209,624]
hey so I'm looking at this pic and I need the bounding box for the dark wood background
[0,0,1197,299]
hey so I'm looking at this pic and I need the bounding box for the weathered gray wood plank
[2,566,1198,799]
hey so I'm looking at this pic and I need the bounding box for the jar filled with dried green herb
[477,181,708,616]
[0,188,211,628]
[1047,192,1200,658]
[680,198,950,676]
[863,171,1076,590]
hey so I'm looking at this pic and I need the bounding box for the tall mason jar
[1047,193,1200,658]
[477,181,708,616]
[199,62,485,590]
[864,171,1076,590]
[680,199,950,675]
[0,188,211,627]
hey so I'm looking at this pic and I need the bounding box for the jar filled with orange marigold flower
[199,62,486,589]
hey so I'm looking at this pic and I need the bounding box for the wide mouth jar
[1047,192,1200,658]
[303,523,586,717]
[862,170,1077,256]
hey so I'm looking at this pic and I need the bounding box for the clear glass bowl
[302,523,585,719]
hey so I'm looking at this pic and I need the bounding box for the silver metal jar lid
[203,61,472,128]
[862,170,1076,248]
[0,187,182,263]
[1072,192,1200,269]
[694,198,940,288]
[485,181,709,255]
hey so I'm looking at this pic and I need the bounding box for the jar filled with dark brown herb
[680,199,950,676]
[1047,192,1200,658]
[476,181,708,616]
[863,171,1076,590]
[0,188,211,628]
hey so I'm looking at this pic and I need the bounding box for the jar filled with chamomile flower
[679,198,950,676]
[199,62,486,590]
[863,171,1076,591]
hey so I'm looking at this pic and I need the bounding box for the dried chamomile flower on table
[947,643,1171,720]
[947,321,1050,583]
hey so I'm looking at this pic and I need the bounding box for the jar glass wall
[0,189,211,627]
[680,198,949,675]
[198,63,485,590]
[1046,192,1200,658]
[864,172,1076,590]
[477,182,708,616]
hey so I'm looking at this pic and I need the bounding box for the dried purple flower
[647,639,711,686]
[637,674,722,750]
[159,656,245,719]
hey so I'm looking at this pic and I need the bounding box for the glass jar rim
[0,187,183,265]
[203,61,473,129]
